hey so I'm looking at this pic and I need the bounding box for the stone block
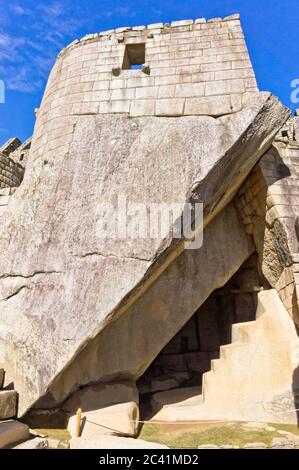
[92,80,111,91]
[100,100,130,114]
[0,85,289,416]
[111,88,135,100]
[70,435,168,449]
[167,57,190,67]
[206,79,245,96]
[243,442,267,449]
[215,68,254,80]
[201,61,232,72]
[147,23,164,29]
[0,420,29,449]
[205,45,247,57]
[68,401,139,438]
[171,20,193,27]
[71,102,99,115]
[245,77,258,89]
[130,99,155,116]
[175,82,205,98]
[136,86,159,99]
[223,14,240,21]
[0,390,17,420]
[191,55,216,65]
[192,72,214,82]
[158,85,175,98]
[207,17,222,23]
[156,98,184,116]
[127,77,155,88]
[83,90,111,102]
[115,27,131,33]
[230,94,242,112]
[218,52,248,62]
[132,26,146,31]
[14,437,49,449]
[232,60,252,69]
[154,75,182,86]
[242,91,260,106]
[271,437,293,449]
[185,95,232,116]
[198,444,220,449]
[99,29,114,36]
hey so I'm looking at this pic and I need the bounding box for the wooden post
[76,408,82,437]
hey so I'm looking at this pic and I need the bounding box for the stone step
[0,420,29,449]
[0,369,4,389]
[0,390,18,420]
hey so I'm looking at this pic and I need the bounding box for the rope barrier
[84,413,219,425]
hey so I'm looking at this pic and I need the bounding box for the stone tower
[0,15,298,438]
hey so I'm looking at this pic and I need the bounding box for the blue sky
[0,0,298,146]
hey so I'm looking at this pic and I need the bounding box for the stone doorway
[137,253,266,416]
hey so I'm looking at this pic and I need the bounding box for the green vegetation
[21,410,70,445]
[139,421,299,449]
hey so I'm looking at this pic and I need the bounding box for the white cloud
[0,2,91,94]
[0,33,12,47]
[37,2,64,18]
[101,6,136,19]
[9,4,32,16]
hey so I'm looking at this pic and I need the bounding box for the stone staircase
[0,369,29,448]
[151,289,299,424]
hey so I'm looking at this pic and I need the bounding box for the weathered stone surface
[0,420,29,449]
[68,401,139,438]
[47,438,63,449]
[277,430,299,445]
[0,92,289,415]
[48,202,254,409]
[62,381,138,413]
[0,369,4,389]
[198,444,220,449]
[151,290,299,424]
[235,124,299,322]
[70,435,168,449]
[63,381,139,438]
[271,437,294,448]
[221,445,240,449]
[243,442,267,449]
[13,437,49,449]
[0,390,17,419]
[138,372,191,394]
[0,137,21,156]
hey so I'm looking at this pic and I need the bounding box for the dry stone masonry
[0,14,298,443]
[0,368,29,448]
[32,15,258,165]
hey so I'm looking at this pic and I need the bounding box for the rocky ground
[13,419,299,449]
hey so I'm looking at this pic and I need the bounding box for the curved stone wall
[30,15,258,166]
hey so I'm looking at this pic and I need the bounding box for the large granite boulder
[0,92,289,414]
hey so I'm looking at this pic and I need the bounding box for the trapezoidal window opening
[122,43,145,70]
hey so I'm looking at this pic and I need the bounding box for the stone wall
[235,117,299,323]
[0,137,31,168]
[0,152,24,189]
[31,15,258,164]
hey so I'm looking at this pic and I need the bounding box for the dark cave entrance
[138,253,267,417]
